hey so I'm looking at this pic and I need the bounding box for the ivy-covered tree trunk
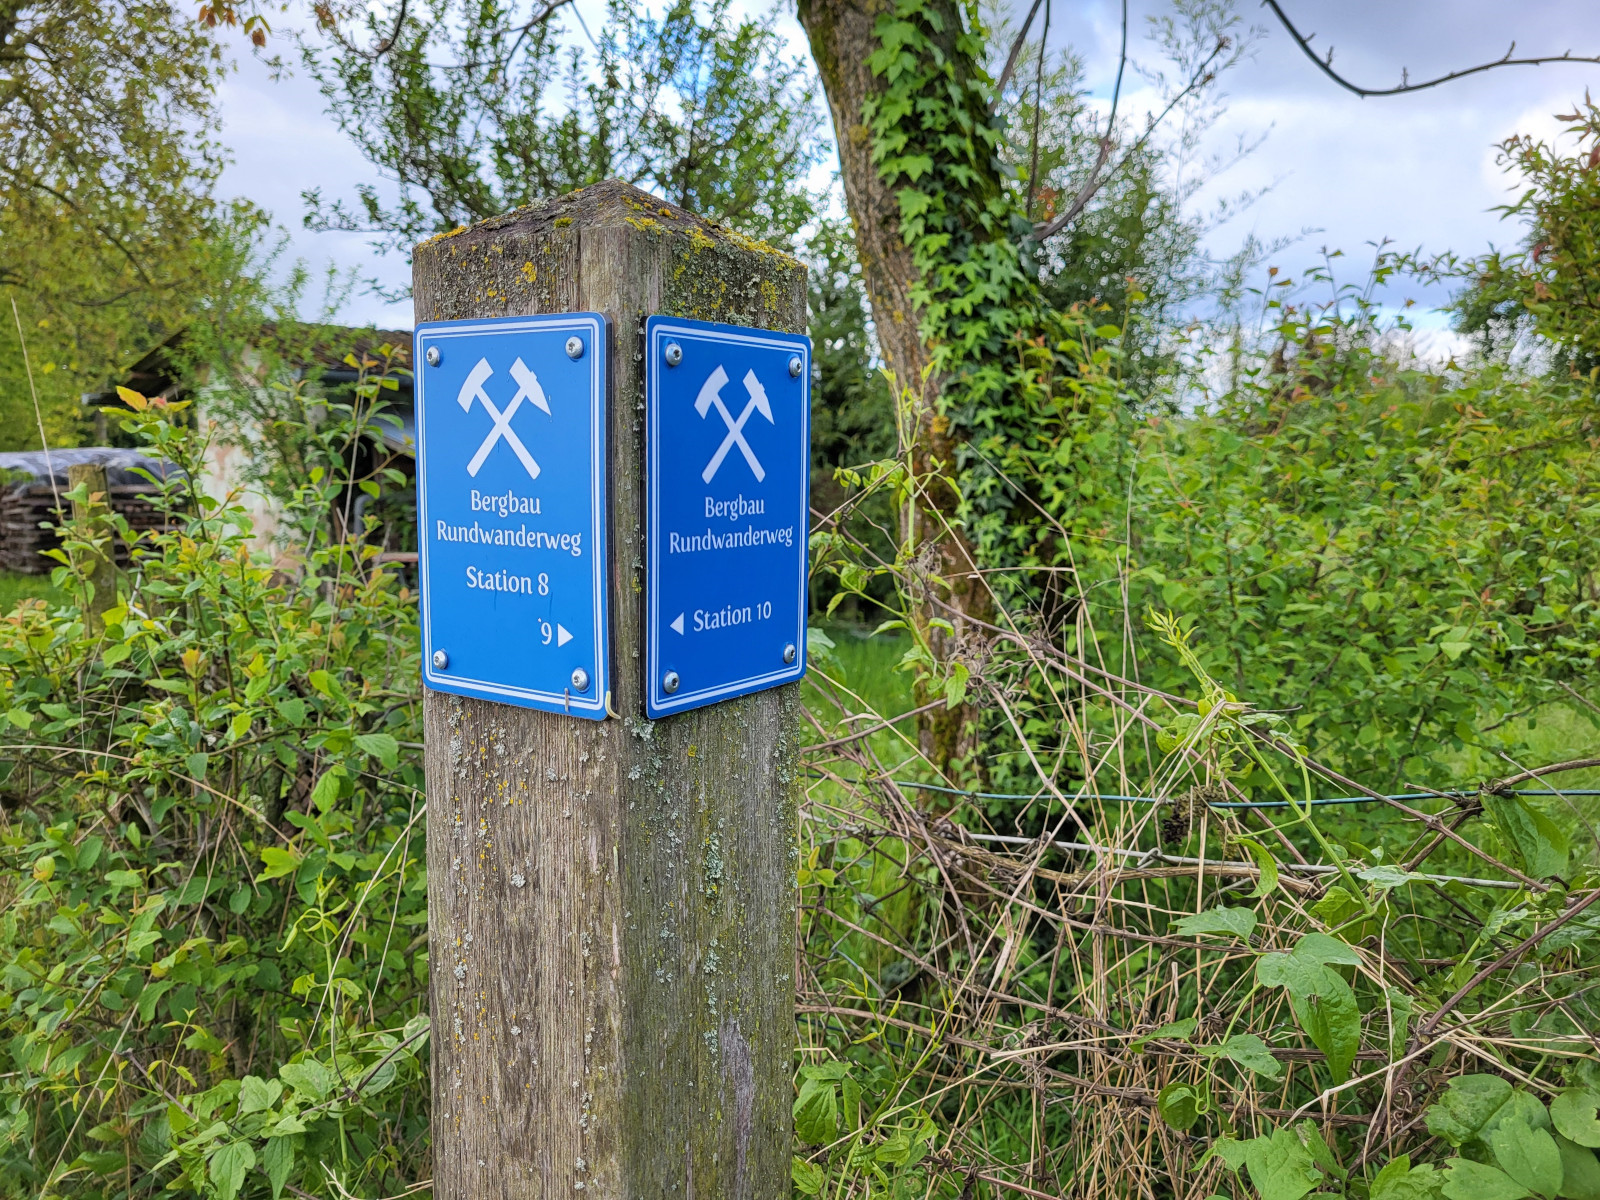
[798,0,1044,779]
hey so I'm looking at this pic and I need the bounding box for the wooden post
[414,180,804,1199]
[66,462,115,633]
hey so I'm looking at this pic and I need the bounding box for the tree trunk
[797,0,998,780]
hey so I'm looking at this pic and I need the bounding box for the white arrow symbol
[670,613,685,635]
[458,356,546,480]
[696,366,772,483]
[556,624,573,647]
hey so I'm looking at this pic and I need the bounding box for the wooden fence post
[413,180,804,1199]
[65,462,115,633]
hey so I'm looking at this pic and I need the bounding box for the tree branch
[1031,33,1223,242]
[1261,0,1600,98]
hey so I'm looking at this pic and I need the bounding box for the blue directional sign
[646,315,810,718]
[415,313,609,719]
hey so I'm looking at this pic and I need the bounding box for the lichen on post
[414,179,804,1199]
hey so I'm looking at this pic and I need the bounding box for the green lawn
[0,570,62,613]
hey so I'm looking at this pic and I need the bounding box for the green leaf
[1206,1136,1251,1171]
[1358,864,1427,890]
[1294,933,1362,967]
[353,731,399,768]
[1238,837,1280,898]
[1374,1157,1445,1200]
[1133,1017,1198,1048]
[1291,969,1360,1085]
[258,847,302,882]
[185,751,208,782]
[1482,793,1569,879]
[1158,1081,1203,1132]
[793,1073,838,1145]
[280,1059,332,1102]
[239,1074,282,1114]
[1428,1076,1516,1147]
[264,1136,296,1200]
[1312,885,1365,926]
[1556,1134,1600,1200]
[792,1157,826,1195]
[1487,1118,1564,1197]
[1442,1159,1532,1200]
[1243,1128,1323,1200]
[1297,1120,1346,1181]
[805,626,837,665]
[310,769,342,813]
[209,1141,255,1200]
[1220,1033,1283,1079]
[1174,906,1258,940]
[1553,1091,1600,1149]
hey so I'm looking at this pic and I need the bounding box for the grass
[0,570,62,613]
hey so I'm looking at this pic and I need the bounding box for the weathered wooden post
[66,461,115,633]
[414,180,804,1198]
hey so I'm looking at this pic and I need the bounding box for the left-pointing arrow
[556,624,573,647]
[670,613,685,635]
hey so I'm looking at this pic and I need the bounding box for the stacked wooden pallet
[0,484,180,574]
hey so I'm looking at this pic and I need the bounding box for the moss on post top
[412,178,805,330]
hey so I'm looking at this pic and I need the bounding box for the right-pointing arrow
[670,613,685,635]
[556,624,573,647]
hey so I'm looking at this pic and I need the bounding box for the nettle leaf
[1428,1076,1516,1147]
[1173,906,1257,941]
[1487,1118,1564,1197]
[208,1141,255,1200]
[1552,1090,1600,1149]
[1442,1159,1532,1200]
[1243,1128,1323,1200]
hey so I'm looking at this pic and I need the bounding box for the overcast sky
[216,0,1600,333]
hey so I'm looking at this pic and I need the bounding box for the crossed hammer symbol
[456,356,550,479]
[695,365,772,483]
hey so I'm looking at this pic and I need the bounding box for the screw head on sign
[663,671,680,694]
[565,336,584,360]
[571,667,590,692]
[425,346,441,367]
[664,342,683,367]
[788,355,803,378]
[432,649,449,670]
[783,643,797,664]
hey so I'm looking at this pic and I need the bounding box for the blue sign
[416,313,610,719]
[646,315,810,718]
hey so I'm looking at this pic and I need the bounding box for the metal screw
[571,667,590,692]
[566,336,584,360]
[425,346,441,367]
[662,671,680,694]
[788,355,803,378]
[783,643,797,664]
[432,649,449,670]
[664,342,683,367]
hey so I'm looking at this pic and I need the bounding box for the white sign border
[646,317,810,718]
[416,312,609,719]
